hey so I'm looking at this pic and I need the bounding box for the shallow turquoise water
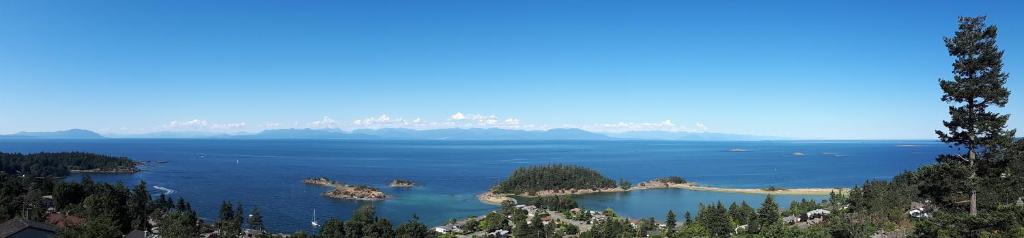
[0,139,948,233]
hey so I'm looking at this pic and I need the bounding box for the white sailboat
[311,209,320,227]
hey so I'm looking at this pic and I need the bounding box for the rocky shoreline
[69,165,140,174]
[303,177,388,201]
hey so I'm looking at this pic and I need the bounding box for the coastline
[478,181,847,204]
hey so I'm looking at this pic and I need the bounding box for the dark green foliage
[696,202,731,237]
[128,181,151,231]
[936,15,1015,216]
[749,195,781,234]
[340,205,396,238]
[729,201,756,225]
[0,151,136,177]
[846,172,918,226]
[656,176,686,184]
[320,218,345,238]
[665,210,677,233]
[478,211,510,232]
[218,201,241,237]
[250,207,265,231]
[395,215,434,238]
[157,206,201,238]
[580,217,635,238]
[528,195,578,212]
[493,164,616,194]
[636,217,657,237]
[913,206,1024,238]
[936,16,1014,152]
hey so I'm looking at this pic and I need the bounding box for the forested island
[0,151,138,177]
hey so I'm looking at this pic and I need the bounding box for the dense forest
[0,151,136,177]
[493,164,618,194]
[0,154,436,238]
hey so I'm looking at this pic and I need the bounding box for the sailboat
[311,209,320,227]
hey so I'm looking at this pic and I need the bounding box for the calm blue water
[0,139,949,233]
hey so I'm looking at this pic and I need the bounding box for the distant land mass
[607,131,785,141]
[350,128,610,140]
[2,128,786,141]
[0,129,105,139]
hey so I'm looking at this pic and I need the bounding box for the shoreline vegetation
[1,151,140,177]
[479,165,847,205]
[302,177,388,200]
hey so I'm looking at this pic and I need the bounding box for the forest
[492,164,618,194]
[0,151,136,177]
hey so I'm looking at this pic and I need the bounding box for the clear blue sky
[1,0,1022,139]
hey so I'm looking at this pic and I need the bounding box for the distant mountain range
[607,131,784,141]
[0,129,105,139]
[2,128,783,141]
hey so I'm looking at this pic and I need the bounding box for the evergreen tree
[235,203,246,232]
[697,202,731,237]
[320,218,345,238]
[395,215,434,238]
[936,15,1014,216]
[665,210,677,234]
[751,195,781,234]
[128,181,150,231]
[218,201,240,237]
[250,207,265,232]
[684,211,692,225]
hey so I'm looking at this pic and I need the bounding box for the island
[389,179,416,188]
[0,151,139,177]
[303,177,388,200]
[479,164,846,204]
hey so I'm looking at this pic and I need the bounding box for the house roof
[0,218,58,237]
[125,230,147,238]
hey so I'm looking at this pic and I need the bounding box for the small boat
[311,209,319,227]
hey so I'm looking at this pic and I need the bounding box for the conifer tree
[936,16,1014,216]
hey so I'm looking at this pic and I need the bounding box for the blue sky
[1,0,1022,139]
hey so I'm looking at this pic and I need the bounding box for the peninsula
[478,165,846,205]
[303,177,388,201]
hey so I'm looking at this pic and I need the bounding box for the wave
[153,186,176,195]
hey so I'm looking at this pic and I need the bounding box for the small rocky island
[303,177,388,200]
[389,179,416,188]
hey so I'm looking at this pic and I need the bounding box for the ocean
[0,139,949,233]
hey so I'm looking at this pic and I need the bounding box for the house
[734,224,749,234]
[783,215,801,224]
[907,202,932,218]
[0,218,58,238]
[125,230,148,238]
[489,229,510,238]
[432,224,461,234]
[805,209,831,219]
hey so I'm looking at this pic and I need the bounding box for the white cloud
[162,119,248,132]
[449,112,466,120]
[308,116,340,129]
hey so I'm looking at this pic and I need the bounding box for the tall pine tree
[936,16,1014,216]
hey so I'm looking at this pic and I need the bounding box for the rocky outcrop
[389,179,416,188]
[303,177,388,200]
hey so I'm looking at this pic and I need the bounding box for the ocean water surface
[0,139,949,233]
